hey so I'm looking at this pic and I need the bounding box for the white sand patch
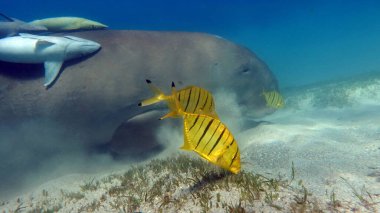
[238,74,380,209]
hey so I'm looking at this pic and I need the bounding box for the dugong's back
[0,30,277,123]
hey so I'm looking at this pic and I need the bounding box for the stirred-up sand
[1,73,380,212]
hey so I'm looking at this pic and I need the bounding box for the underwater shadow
[0,61,44,80]
[189,170,231,192]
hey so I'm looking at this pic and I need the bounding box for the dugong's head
[209,39,279,118]
[64,36,101,59]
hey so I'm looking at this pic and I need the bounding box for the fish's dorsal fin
[138,79,167,107]
[44,61,63,87]
[159,82,183,119]
[35,40,55,50]
[169,81,185,115]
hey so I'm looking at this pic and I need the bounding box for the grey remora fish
[0,13,47,38]
[29,17,108,31]
[0,33,101,86]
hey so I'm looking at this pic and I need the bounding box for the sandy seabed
[1,73,380,212]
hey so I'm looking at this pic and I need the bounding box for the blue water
[1,1,380,209]
[3,0,380,87]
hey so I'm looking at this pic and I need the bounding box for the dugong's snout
[227,54,278,117]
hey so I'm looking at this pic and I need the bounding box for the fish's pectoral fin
[159,111,180,120]
[44,61,63,87]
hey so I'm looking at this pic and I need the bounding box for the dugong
[29,17,108,31]
[0,13,47,38]
[0,30,277,158]
[0,33,101,86]
[0,30,278,197]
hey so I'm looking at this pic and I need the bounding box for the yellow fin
[181,111,193,150]
[138,79,167,107]
[159,111,181,120]
[180,135,194,151]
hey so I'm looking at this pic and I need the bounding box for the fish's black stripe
[208,127,226,156]
[201,92,209,110]
[208,96,213,111]
[222,131,231,145]
[193,88,201,113]
[184,88,192,111]
[193,116,206,139]
[202,122,221,151]
[273,93,279,106]
[229,139,234,147]
[272,92,277,105]
[269,92,275,105]
[189,87,198,112]
[195,119,213,149]
[178,92,182,103]
[189,114,200,130]
[230,148,239,167]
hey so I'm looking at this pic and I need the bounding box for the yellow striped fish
[139,80,218,119]
[182,113,241,174]
[262,90,285,109]
[163,82,241,174]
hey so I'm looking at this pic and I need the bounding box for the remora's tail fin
[138,79,167,107]
[0,13,14,22]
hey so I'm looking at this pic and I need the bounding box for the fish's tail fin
[260,88,266,97]
[160,81,184,120]
[0,13,14,22]
[138,79,168,107]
